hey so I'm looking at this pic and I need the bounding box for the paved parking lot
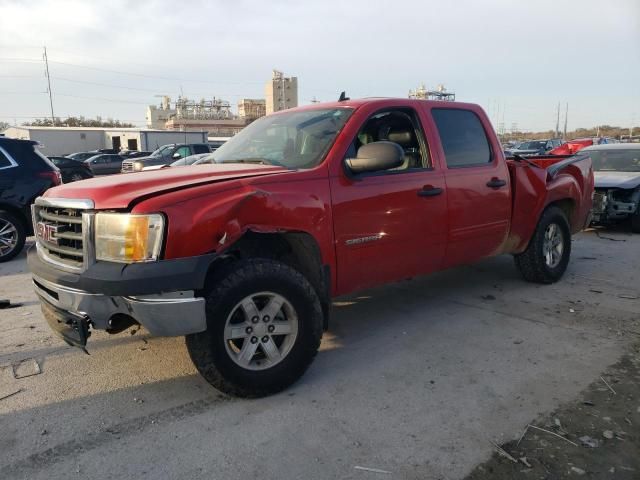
[1,229,639,480]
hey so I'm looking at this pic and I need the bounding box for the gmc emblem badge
[36,222,60,245]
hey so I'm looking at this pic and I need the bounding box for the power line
[0,56,265,86]
[43,46,55,124]
[51,76,160,92]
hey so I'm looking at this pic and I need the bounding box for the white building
[4,126,208,156]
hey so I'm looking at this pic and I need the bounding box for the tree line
[20,117,134,128]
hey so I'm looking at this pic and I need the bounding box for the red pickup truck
[28,98,593,397]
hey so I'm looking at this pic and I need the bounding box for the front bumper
[591,189,639,223]
[28,247,214,346]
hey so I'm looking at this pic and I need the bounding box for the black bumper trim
[28,245,217,296]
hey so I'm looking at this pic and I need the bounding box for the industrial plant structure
[409,84,456,101]
[265,70,298,114]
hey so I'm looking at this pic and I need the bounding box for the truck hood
[44,163,290,209]
[594,171,640,189]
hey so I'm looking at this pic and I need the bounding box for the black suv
[0,137,62,262]
[121,143,211,172]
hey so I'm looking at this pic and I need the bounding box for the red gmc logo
[36,222,59,245]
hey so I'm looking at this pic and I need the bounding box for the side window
[175,146,191,158]
[347,109,429,172]
[0,149,14,169]
[432,109,492,168]
[192,144,209,154]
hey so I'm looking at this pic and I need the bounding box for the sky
[1,0,639,132]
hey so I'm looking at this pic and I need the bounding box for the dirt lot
[1,229,639,480]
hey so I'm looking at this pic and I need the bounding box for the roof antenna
[338,91,350,102]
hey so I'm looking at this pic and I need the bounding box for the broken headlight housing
[95,213,164,263]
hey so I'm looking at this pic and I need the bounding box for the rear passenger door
[430,107,511,268]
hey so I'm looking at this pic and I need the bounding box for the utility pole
[43,46,55,126]
[563,103,568,139]
[555,102,560,137]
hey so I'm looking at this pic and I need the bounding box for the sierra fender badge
[345,234,384,246]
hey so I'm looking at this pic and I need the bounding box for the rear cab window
[431,109,492,168]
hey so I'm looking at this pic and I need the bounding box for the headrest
[387,129,413,146]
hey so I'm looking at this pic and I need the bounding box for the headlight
[133,161,144,172]
[95,213,164,263]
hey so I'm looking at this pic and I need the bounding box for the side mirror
[345,141,404,174]
[172,152,181,159]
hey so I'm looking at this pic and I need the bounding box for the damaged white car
[587,144,640,232]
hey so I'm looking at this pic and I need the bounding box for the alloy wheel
[224,292,299,371]
[0,218,18,258]
[542,223,564,268]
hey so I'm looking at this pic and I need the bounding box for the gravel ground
[0,229,638,480]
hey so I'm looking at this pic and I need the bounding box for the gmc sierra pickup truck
[27,98,593,397]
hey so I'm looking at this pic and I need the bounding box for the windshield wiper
[220,158,291,169]
[220,158,268,164]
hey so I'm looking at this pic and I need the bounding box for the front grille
[121,160,134,173]
[33,201,93,271]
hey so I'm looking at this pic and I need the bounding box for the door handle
[417,186,443,197]
[486,178,507,189]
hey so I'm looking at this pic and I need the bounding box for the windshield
[150,145,175,158]
[211,108,353,169]
[518,141,545,150]
[589,150,640,172]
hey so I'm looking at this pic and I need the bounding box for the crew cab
[27,98,593,397]
[121,143,211,173]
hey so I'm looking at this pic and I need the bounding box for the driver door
[330,108,448,295]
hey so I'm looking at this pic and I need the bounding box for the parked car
[48,156,94,183]
[549,138,595,156]
[122,150,152,158]
[507,138,563,156]
[586,144,640,232]
[0,137,61,262]
[121,143,211,172]
[84,154,125,175]
[67,151,99,161]
[28,98,593,397]
[141,153,215,170]
[549,137,620,156]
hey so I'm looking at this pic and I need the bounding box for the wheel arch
[205,229,331,330]
[0,202,31,234]
[545,197,575,228]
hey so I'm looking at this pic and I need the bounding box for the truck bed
[504,153,594,253]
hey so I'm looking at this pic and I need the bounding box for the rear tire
[0,210,26,263]
[514,206,571,284]
[186,258,323,397]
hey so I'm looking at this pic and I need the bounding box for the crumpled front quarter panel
[132,170,335,265]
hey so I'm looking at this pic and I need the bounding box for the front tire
[514,206,571,284]
[186,259,323,397]
[0,210,26,263]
